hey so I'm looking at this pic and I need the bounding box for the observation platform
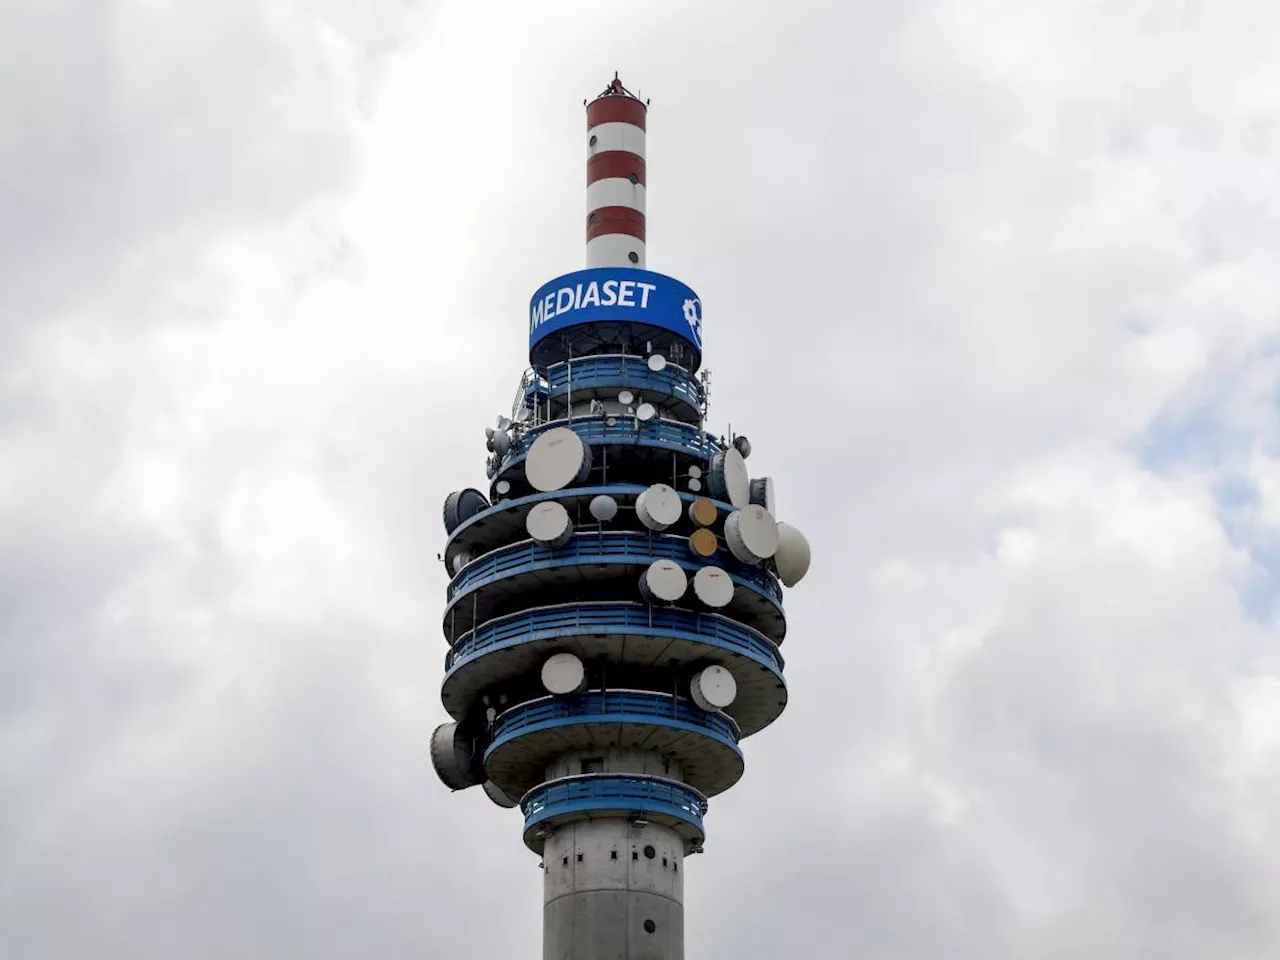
[441,602,787,737]
[484,690,744,799]
[442,532,786,642]
[522,353,704,422]
[521,774,708,855]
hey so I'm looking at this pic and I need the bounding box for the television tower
[431,76,812,960]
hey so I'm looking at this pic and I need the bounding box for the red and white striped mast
[586,74,647,269]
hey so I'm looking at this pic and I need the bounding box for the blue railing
[446,484,735,549]
[445,532,783,606]
[446,602,784,675]
[527,355,704,410]
[502,416,721,467]
[522,774,708,837]
[487,691,741,759]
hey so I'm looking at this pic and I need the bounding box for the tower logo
[683,297,703,341]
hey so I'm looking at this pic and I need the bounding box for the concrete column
[542,818,684,960]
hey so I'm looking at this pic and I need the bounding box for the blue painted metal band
[529,268,703,353]
[522,775,708,836]
[486,691,741,761]
[445,602,784,676]
[445,532,784,606]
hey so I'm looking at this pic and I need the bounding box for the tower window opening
[589,134,598,147]
[628,173,639,184]
[643,845,656,859]
[581,757,604,775]
[632,851,638,861]
[628,251,639,263]
[611,850,618,860]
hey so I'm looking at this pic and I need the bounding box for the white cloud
[3,1,1280,958]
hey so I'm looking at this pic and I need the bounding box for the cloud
[3,1,1280,958]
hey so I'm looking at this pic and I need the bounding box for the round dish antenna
[708,448,750,508]
[541,652,586,695]
[691,665,737,710]
[525,427,592,491]
[774,522,812,587]
[526,500,574,547]
[647,354,667,372]
[688,528,718,558]
[483,780,519,809]
[495,480,511,496]
[688,497,717,527]
[688,465,702,479]
[636,483,681,531]
[589,494,618,522]
[430,722,482,791]
[724,505,780,565]
[635,402,656,422]
[639,559,688,603]
[443,489,490,534]
[732,435,752,459]
[687,478,702,492]
[692,565,733,607]
[749,477,775,515]
[618,390,634,406]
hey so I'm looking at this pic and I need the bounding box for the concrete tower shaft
[586,76,647,269]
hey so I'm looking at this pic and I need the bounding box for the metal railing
[525,354,703,408]
[445,532,783,606]
[502,415,721,466]
[489,690,741,751]
[445,602,784,675]
[521,774,708,831]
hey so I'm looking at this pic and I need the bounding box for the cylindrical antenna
[586,76,647,268]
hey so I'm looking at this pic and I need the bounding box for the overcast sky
[3,1,1280,957]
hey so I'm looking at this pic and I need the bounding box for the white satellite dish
[618,390,634,406]
[687,478,702,492]
[708,448,750,507]
[541,652,586,695]
[774,522,812,587]
[485,427,496,441]
[749,477,775,515]
[526,500,574,547]
[483,780,519,809]
[496,416,512,431]
[688,465,702,479]
[443,489,490,534]
[647,354,667,372]
[490,431,510,457]
[724,506,779,565]
[732,435,752,459]
[635,484,681,531]
[639,559,687,604]
[636,402,656,422]
[606,416,618,427]
[525,427,592,492]
[589,494,618,522]
[691,665,737,710]
[450,551,473,576]
[692,565,734,608]
[495,480,511,496]
[515,405,532,423]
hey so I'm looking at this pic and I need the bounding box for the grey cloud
[4,2,1280,959]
